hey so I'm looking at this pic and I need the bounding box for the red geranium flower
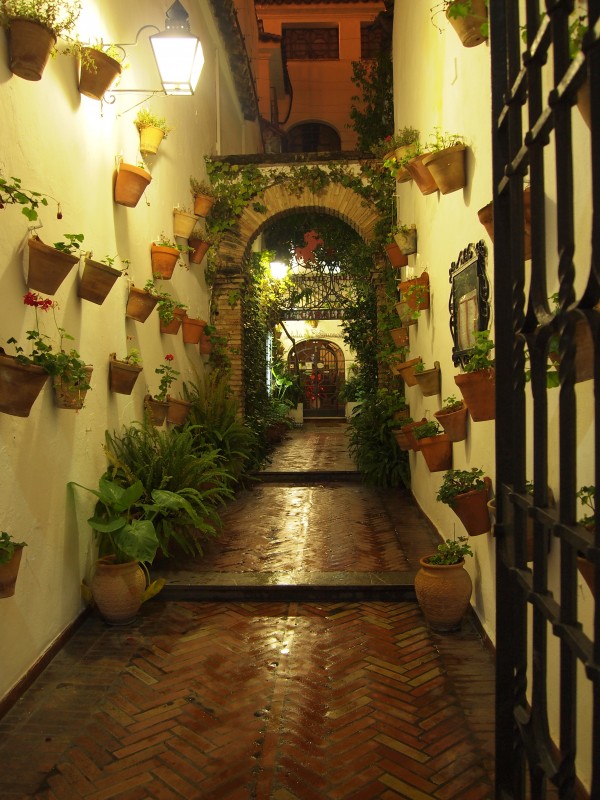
[165,354,174,361]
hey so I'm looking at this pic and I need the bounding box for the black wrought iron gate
[491,1,599,797]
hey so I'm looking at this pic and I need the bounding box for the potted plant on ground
[78,253,128,305]
[434,395,468,441]
[134,108,174,156]
[0,0,81,81]
[125,279,159,323]
[61,37,124,100]
[114,158,152,208]
[437,467,492,536]
[454,329,495,421]
[156,291,187,335]
[28,232,84,295]
[430,0,488,47]
[190,177,216,217]
[414,360,441,396]
[109,349,143,395]
[422,129,467,195]
[145,353,178,425]
[415,536,473,631]
[0,531,27,598]
[413,420,452,471]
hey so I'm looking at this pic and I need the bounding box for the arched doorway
[288,338,345,418]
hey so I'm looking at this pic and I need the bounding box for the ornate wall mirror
[448,240,490,367]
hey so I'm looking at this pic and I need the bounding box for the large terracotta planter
[434,403,468,442]
[399,272,430,313]
[477,188,531,260]
[422,144,467,195]
[454,368,495,421]
[415,557,473,632]
[406,154,438,195]
[0,352,48,417]
[450,486,491,536]
[167,396,192,425]
[390,327,409,348]
[0,546,25,598]
[193,193,215,217]
[189,237,210,265]
[151,244,179,279]
[394,226,417,255]
[418,434,453,472]
[384,242,408,268]
[79,48,122,100]
[182,316,206,345]
[78,258,121,304]
[159,307,187,335]
[126,287,158,322]
[28,236,79,295]
[173,209,198,239]
[109,354,142,395]
[7,18,56,81]
[114,163,152,208]
[139,126,165,156]
[52,366,93,410]
[144,394,169,426]
[414,362,441,396]
[91,556,146,625]
[393,357,422,386]
[446,0,488,47]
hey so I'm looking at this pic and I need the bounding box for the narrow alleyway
[0,422,495,800]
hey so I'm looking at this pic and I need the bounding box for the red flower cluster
[165,353,175,361]
[23,291,52,311]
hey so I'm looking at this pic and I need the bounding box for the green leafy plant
[577,485,595,528]
[53,232,84,255]
[439,395,463,412]
[430,0,489,38]
[425,127,464,153]
[413,420,442,440]
[349,50,394,152]
[119,348,141,366]
[463,330,495,372]
[154,232,178,249]
[426,535,473,565]
[0,531,26,564]
[154,354,179,402]
[190,177,215,198]
[0,0,82,36]
[0,175,60,221]
[60,37,126,70]
[134,108,173,136]
[155,290,187,324]
[370,127,420,158]
[437,467,487,506]
[100,254,129,271]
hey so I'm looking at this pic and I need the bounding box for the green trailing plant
[436,468,487,506]
[413,420,442,440]
[134,108,173,136]
[53,232,84,255]
[426,535,473,565]
[348,49,394,152]
[577,485,595,528]
[100,254,129,271]
[430,0,489,38]
[153,354,179,402]
[0,531,26,564]
[155,290,187,324]
[0,175,60,221]
[462,329,495,372]
[60,37,126,70]
[370,127,420,158]
[0,0,82,37]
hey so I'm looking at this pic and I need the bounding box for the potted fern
[415,536,473,631]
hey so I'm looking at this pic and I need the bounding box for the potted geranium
[0,0,81,81]
[156,291,188,335]
[414,536,473,631]
[437,467,492,536]
[0,531,27,598]
[434,395,468,441]
[190,177,215,217]
[78,253,128,305]
[173,206,199,240]
[145,353,178,425]
[134,108,174,155]
[109,349,143,395]
[28,232,84,295]
[413,420,452,472]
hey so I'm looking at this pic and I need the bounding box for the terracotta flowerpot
[109,354,143,395]
[199,329,212,355]
[392,428,411,451]
[418,434,453,472]
[390,327,409,348]
[394,226,417,255]
[159,307,187,335]
[78,258,121,304]
[399,272,430,313]
[384,242,408,268]
[114,163,152,208]
[422,144,467,195]
[477,188,532,260]
[151,244,179,279]
[446,0,487,47]
[393,357,422,386]
[0,352,48,417]
[181,316,206,345]
[126,287,158,322]
[189,237,210,264]
[28,236,79,295]
[395,301,418,325]
[450,485,491,536]
[393,407,411,424]
[7,18,56,81]
[401,418,428,452]
[406,154,438,195]
[91,556,146,625]
[79,48,122,100]
[173,210,198,239]
[395,142,419,164]
[166,396,192,425]
[52,366,93,410]
[0,546,25,598]
[434,403,468,442]
[193,193,215,217]
[414,362,441,396]
[139,126,165,156]
[144,394,169,426]
[415,557,473,632]
[454,368,495,421]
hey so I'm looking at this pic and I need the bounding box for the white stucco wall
[0,0,260,703]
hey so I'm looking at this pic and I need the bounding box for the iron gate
[491,1,599,797]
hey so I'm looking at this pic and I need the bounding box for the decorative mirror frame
[448,240,490,368]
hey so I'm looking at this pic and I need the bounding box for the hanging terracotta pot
[399,272,430,312]
[393,357,422,386]
[414,361,441,396]
[109,354,143,395]
[144,394,169,425]
[199,327,213,355]
[181,316,206,345]
[393,226,417,255]
[166,396,193,425]
[422,144,467,195]
[28,236,79,295]
[7,18,56,81]
[384,242,408,268]
[52,366,93,410]
[78,48,122,100]
[418,434,453,472]
[173,209,198,239]
[396,166,412,183]
[139,126,165,156]
[78,258,121,304]
[395,301,418,325]
[477,188,532,260]
[392,428,411,451]
[415,557,473,631]
[159,307,187,335]
[189,237,211,265]
[91,556,146,625]
[450,485,491,536]
[0,352,48,417]
[406,154,438,195]
[193,193,215,217]
[454,368,495,421]
[446,0,488,47]
[390,327,409,348]
[151,244,179,279]
[434,402,468,442]
[0,545,25,598]
[393,407,411,424]
[125,286,158,322]
[401,418,428,452]
[114,163,152,208]
[395,142,419,164]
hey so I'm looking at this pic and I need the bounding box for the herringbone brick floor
[0,423,496,799]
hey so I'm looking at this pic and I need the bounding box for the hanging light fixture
[150,0,204,96]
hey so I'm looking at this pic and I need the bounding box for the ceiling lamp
[150,1,204,96]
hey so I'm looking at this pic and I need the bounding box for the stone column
[211,270,245,412]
